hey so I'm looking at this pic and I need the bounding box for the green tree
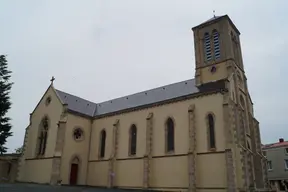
[15,146,23,154]
[0,55,13,154]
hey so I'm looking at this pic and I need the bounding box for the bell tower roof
[192,14,240,35]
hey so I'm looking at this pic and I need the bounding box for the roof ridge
[97,78,195,104]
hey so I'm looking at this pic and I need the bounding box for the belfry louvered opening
[213,30,220,59]
[204,32,212,61]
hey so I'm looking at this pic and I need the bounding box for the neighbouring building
[17,15,269,192]
[263,138,288,191]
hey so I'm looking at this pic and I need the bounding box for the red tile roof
[262,141,288,149]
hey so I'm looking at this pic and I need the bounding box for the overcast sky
[0,0,287,152]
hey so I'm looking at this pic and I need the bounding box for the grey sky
[0,0,287,152]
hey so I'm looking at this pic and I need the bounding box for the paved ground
[0,183,134,192]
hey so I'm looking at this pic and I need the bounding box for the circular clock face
[211,66,216,73]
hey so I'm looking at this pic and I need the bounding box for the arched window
[213,30,220,59]
[166,117,175,152]
[37,116,49,156]
[204,32,212,61]
[129,124,137,155]
[99,130,106,158]
[207,114,216,149]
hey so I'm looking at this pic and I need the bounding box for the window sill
[165,151,175,156]
[268,169,273,172]
[128,154,137,158]
[36,155,44,158]
[209,148,216,152]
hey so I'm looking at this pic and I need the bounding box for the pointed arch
[69,155,80,185]
[207,113,216,150]
[99,129,106,158]
[204,32,212,61]
[37,116,50,156]
[71,155,80,164]
[129,124,137,156]
[165,117,175,152]
[213,30,220,59]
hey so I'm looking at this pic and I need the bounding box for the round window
[45,96,52,106]
[73,128,84,141]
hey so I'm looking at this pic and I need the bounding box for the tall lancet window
[204,32,212,61]
[213,30,220,59]
[166,117,175,152]
[37,116,49,156]
[99,129,106,158]
[129,124,137,156]
[207,114,216,150]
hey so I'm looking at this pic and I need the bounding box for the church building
[17,15,269,192]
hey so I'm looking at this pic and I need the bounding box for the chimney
[279,138,284,143]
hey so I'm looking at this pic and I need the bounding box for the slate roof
[55,78,200,117]
[192,14,240,34]
[202,15,222,24]
[192,15,224,30]
[56,89,97,117]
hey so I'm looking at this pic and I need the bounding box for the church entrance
[69,157,80,185]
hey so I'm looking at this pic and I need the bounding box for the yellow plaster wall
[60,113,91,185]
[87,161,109,187]
[20,86,63,184]
[116,159,143,187]
[150,156,188,188]
[25,86,63,159]
[197,153,227,188]
[20,159,53,184]
[199,63,228,85]
[87,93,226,189]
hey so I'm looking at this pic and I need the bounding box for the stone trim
[108,119,119,188]
[143,112,153,189]
[16,126,29,181]
[54,121,66,154]
[50,120,66,185]
[225,149,236,192]
[188,105,196,192]
[50,158,61,185]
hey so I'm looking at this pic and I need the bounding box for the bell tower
[192,14,244,87]
[192,15,269,190]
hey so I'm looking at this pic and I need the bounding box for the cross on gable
[50,76,55,84]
